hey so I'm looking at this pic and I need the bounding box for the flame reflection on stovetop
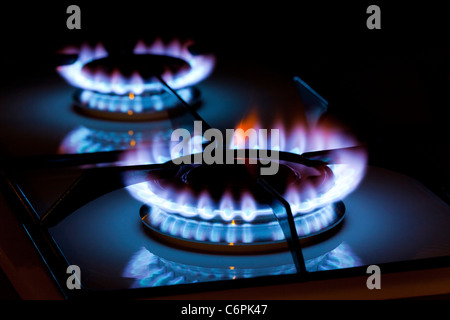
[123,242,362,288]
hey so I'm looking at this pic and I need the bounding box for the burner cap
[183,163,299,196]
[82,54,191,83]
[149,160,334,206]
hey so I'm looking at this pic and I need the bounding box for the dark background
[1,2,448,77]
[0,1,449,199]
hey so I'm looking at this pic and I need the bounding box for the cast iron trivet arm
[257,177,307,275]
[155,75,212,131]
[40,163,177,228]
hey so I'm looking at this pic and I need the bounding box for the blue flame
[78,88,193,113]
[141,204,341,244]
[57,39,215,95]
[126,162,356,222]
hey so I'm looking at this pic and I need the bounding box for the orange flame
[236,109,260,132]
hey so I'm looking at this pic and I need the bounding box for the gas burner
[130,156,346,252]
[124,115,367,253]
[57,38,215,95]
[56,38,215,120]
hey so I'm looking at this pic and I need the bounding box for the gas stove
[0,3,449,301]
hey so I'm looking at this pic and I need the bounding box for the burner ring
[81,54,191,86]
[128,151,349,252]
[141,159,335,223]
[56,39,215,95]
[72,87,201,121]
[139,201,345,253]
